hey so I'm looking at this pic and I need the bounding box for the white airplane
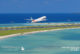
[26,16,47,23]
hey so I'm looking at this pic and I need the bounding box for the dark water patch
[61,33,80,40]
[59,51,80,54]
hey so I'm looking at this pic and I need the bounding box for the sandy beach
[0,27,80,39]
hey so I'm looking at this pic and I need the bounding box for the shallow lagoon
[0,22,78,27]
[0,23,49,27]
[0,29,80,54]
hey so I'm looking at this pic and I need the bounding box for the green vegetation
[0,24,80,36]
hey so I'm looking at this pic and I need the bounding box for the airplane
[25,16,47,23]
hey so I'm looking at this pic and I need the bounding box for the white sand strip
[0,27,80,39]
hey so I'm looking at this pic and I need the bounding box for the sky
[0,0,80,13]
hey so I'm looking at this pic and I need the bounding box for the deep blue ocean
[0,13,80,24]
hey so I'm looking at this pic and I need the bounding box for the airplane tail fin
[31,17,35,23]
[25,17,33,20]
[31,17,33,20]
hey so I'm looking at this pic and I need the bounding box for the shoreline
[0,27,80,39]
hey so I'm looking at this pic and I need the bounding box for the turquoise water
[0,23,49,27]
[0,29,80,54]
[0,23,58,27]
[0,22,80,27]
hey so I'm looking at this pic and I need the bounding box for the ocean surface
[0,13,80,24]
[0,13,80,54]
[0,29,80,54]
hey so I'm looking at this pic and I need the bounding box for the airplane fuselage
[32,16,46,23]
